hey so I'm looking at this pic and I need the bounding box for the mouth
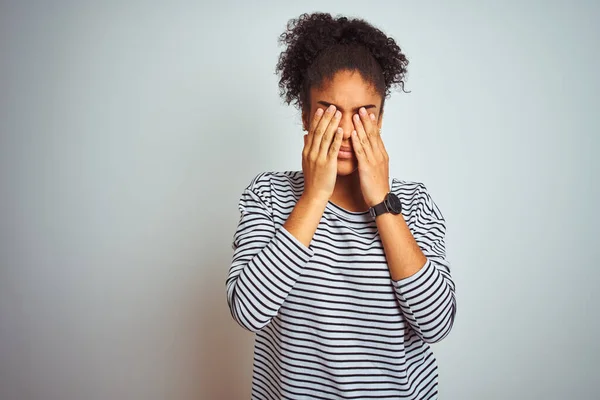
[338,146,354,159]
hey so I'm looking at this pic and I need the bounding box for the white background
[1,1,598,399]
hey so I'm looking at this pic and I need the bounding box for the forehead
[309,70,382,108]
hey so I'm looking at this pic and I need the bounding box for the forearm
[228,192,325,332]
[283,194,328,247]
[377,210,456,343]
[376,212,427,280]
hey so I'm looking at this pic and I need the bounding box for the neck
[330,170,369,212]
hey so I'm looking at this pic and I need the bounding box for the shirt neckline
[325,200,373,222]
[324,176,396,223]
[295,171,396,222]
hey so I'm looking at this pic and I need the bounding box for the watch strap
[369,198,389,218]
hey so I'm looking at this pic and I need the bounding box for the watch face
[386,193,402,214]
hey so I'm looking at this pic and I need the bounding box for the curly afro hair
[275,12,409,113]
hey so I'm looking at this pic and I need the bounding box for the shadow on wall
[183,100,269,399]
[179,248,254,399]
[198,266,254,399]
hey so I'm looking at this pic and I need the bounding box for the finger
[359,108,380,153]
[369,112,389,159]
[306,107,324,150]
[302,133,309,159]
[311,105,337,157]
[369,112,379,136]
[358,107,374,131]
[353,113,375,161]
[328,127,344,158]
[351,129,368,165]
[369,112,382,138]
[319,110,341,157]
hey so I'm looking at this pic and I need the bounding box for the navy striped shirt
[227,170,456,399]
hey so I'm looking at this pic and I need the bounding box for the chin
[336,159,358,176]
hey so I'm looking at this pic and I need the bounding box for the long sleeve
[392,185,457,344]
[226,173,314,332]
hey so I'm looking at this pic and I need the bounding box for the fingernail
[316,108,323,116]
[327,105,336,113]
[335,111,341,118]
[370,113,376,121]
[337,127,343,134]
[352,130,357,137]
[354,114,360,121]
[359,107,367,116]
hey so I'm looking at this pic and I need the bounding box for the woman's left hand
[351,107,390,208]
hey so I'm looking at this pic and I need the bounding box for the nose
[340,113,354,140]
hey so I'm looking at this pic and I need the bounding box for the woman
[226,12,456,400]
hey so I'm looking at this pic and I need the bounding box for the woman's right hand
[302,105,344,203]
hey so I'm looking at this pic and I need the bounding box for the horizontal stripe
[227,170,456,399]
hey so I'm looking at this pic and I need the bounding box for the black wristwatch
[369,192,402,218]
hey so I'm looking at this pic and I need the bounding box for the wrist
[366,192,389,208]
[368,191,402,218]
[299,192,330,208]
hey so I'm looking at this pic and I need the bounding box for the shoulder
[245,170,303,191]
[390,178,445,221]
[244,170,304,204]
[390,177,427,205]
